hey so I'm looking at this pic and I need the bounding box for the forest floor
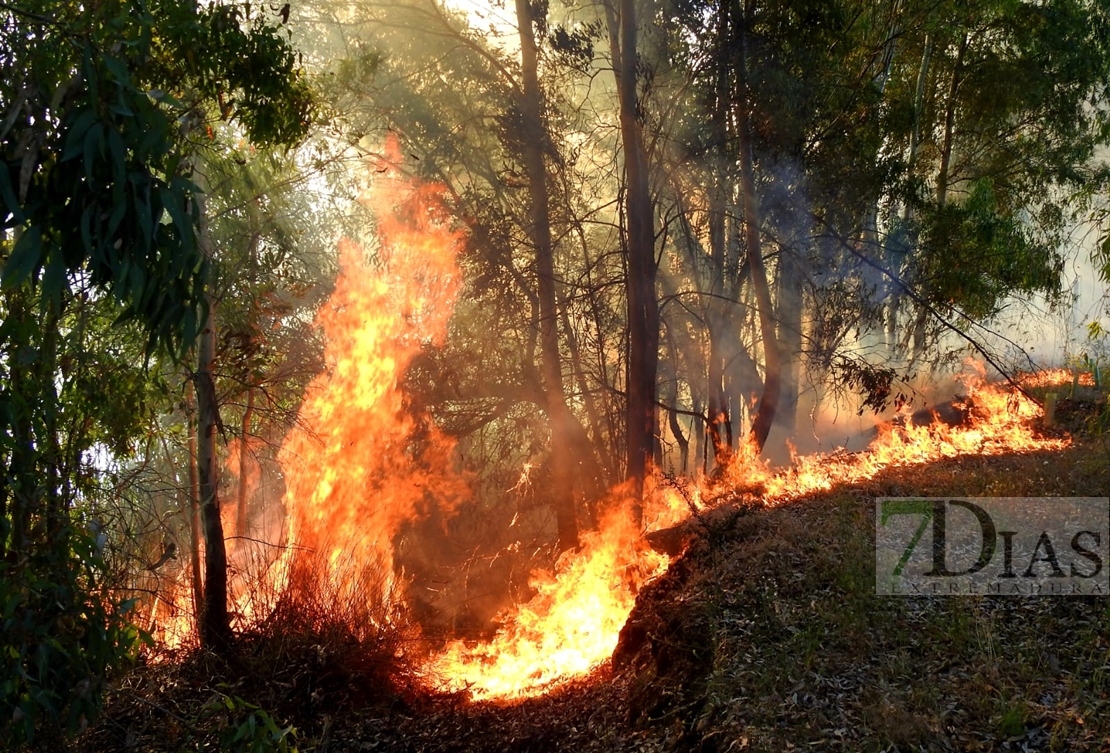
[75,401,1110,753]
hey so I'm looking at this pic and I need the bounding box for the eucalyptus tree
[648,0,892,463]
[296,0,619,545]
[0,0,310,734]
[650,0,1110,468]
[877,0,1110,358]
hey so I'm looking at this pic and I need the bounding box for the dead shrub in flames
[237,545,423,706]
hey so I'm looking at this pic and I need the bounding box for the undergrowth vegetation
[52,418,1109,753]
[618,435,1110,752]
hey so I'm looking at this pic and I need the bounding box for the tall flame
[275,150,467,610]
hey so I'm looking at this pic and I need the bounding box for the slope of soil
[74,434,1110,753]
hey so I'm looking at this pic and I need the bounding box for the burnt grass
[75,414,1110,753]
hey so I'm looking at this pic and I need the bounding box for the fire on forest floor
[74,402,1110,753]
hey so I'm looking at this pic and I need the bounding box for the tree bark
[194,185,231,653]
[706,0,733,468]
[775,247,804,442]
[888,33,933,350]
[236,381,255,542]
[5,287,32,560]
[736,6,781,454]
[936,33,968,209]
[558,298,609,494]
[515,0,579,549]
[182,388,204,624]
[663,351,689,473]
[606,0,658,528]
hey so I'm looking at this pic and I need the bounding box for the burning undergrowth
[142,155,1087,711]
[91,431,1109,753]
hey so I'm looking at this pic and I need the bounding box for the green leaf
[42,250,67,311]
[0,161,24,221]
[3,226,43,287]
[83,124,104,183]
[107,127,127,191]
[107,197,127,239]
[62,110,98,162]
[102,55,131,87]
[160,187,194,254]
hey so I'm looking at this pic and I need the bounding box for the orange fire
[144,156,1076,701]
[421,361,1069,700]
[715,360,1068,506]
[426,501,670,699]
[1017,367,1096,389]
[273,149,468,616]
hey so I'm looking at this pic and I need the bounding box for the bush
[0,524,146,748]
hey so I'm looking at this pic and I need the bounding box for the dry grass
[618,440,1110,752]
[73,406,1110,753]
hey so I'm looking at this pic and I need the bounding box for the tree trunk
[709,0,735,469]
[558,297,609,494]
[737,7,781,453]
[5,287,32,560]
[607,0,658,528]
[707,329,731,467]
[664,355,689,473]
[194,186,231,653]
[775,247,804,442]
[936,32,968,209]
[691,396,705,474]
[515,0,579,549]
[236,381,255,542]
[888,33,933,350]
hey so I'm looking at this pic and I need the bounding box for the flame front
[427,504,669,699]
[145,160,1079,703]
[718,360,1068,505]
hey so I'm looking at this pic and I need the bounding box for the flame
[1017,368,1095,389]
[716,359,1068,505]
[426,500,669,700]
[143,154,1075,701]
[146,146,467,647]
[274,148,467,613]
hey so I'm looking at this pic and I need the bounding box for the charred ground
[72,407,1109,753]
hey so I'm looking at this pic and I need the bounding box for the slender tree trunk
[775,248,804,442]
[908,33,934,182]
[515,0,579,549]
[236,381,255,541]
[664,358,689,473]
[707,332,731,466]
[607,0,658,527]
[707,0,732,468]
[910,33,966,362]
[936,32,968,209]
[736,7,781,453]
[5,282,33,559]
[40,302,63,537]
[558,300,608,488]
[570,223,621,481]
[193,186,231,653]
[691,396,705,474]
[888,33,933,349]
